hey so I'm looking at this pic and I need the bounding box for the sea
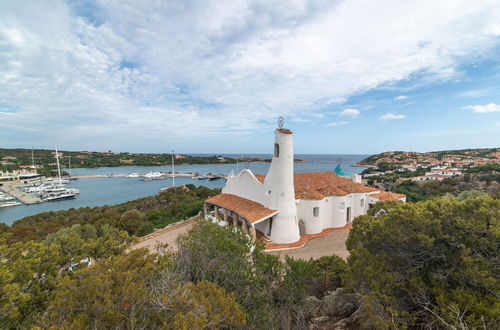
[0,154,368,225]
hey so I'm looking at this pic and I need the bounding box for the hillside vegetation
[0,148,238,174]
[1,187,498,328]
[1,184,219,244]
[358,148,499,166]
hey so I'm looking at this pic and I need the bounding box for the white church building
[204,124,406,245]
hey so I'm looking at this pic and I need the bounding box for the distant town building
[0,169,41,181]
[411,174,448,182]
[428,167,462,176]
[204,123,406,244]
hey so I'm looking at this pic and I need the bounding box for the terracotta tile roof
[253,174,266,183]
[255,171,381,200]
[370,191,406,201]
[206,193,278,224]
[277,128,293,134]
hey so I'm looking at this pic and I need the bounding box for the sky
[0,0,499,155]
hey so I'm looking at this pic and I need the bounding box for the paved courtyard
[267,227,350,260]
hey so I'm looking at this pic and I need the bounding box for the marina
[0,154,368,225]
[0,181,43,204]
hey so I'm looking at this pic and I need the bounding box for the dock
[0,181,42,205]
[73,172,204,179]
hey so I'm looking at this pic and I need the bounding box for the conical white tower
[264,120,300,244]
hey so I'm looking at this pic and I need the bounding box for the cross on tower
[278,116,284,129]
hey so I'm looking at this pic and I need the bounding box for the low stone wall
[134,212,201,243]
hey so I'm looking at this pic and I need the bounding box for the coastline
[1,154,368,225]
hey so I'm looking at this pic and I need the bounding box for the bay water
[0,154,368,225]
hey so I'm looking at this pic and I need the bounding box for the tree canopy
[345,196,500,329]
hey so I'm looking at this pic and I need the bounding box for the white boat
[0,194,15,201]
[127,173,140,178]
[66,188,80,195]
[42,191,78,202]
[40,146,80,202]
[141,172,166,181]
[27,184,66,193]
[44,177,70,185]
[0,201,21,208]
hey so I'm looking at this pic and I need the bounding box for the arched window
[274,143,280,158]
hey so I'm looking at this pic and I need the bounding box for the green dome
[334,165,347,176]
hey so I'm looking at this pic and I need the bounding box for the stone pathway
[129,216,198,253]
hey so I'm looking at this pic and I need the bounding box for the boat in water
[0,193,15,202]
[44,177,70,185]
[127,173,140,178]
[42,191,78,202]
[0,201,21,208]
[193,174,210,180]
[38,146,80,202]
[141,172,166,181]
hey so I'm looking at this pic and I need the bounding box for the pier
[72,172,215,179]
[0,181,42,205]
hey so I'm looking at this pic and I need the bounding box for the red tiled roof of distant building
[254,171,380,200]
[371,191,406,201]
[206,194,278,224]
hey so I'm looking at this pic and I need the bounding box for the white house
[428,167,462,176]
[204,125,406,244]
[411,174,448,181]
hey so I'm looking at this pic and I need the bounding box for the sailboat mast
[171,150,175,187]
[31,148,35,168]
[55,145,62,186]
[68,156,71,177]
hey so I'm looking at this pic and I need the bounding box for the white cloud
[463,103,500,113]
[379,113,406,120]
[326,121,349,127]
[1,0,500,149]
[394,95,408,100]
[457,89,490,98]
[339,108,360,118]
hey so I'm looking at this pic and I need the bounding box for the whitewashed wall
[296,199,325,234]
[222,169,266,205]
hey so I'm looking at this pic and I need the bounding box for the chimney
[264,125,300,244]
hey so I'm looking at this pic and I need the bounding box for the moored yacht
[0,200,21,208]
[42,191,78,202]
[141,172,166,180]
